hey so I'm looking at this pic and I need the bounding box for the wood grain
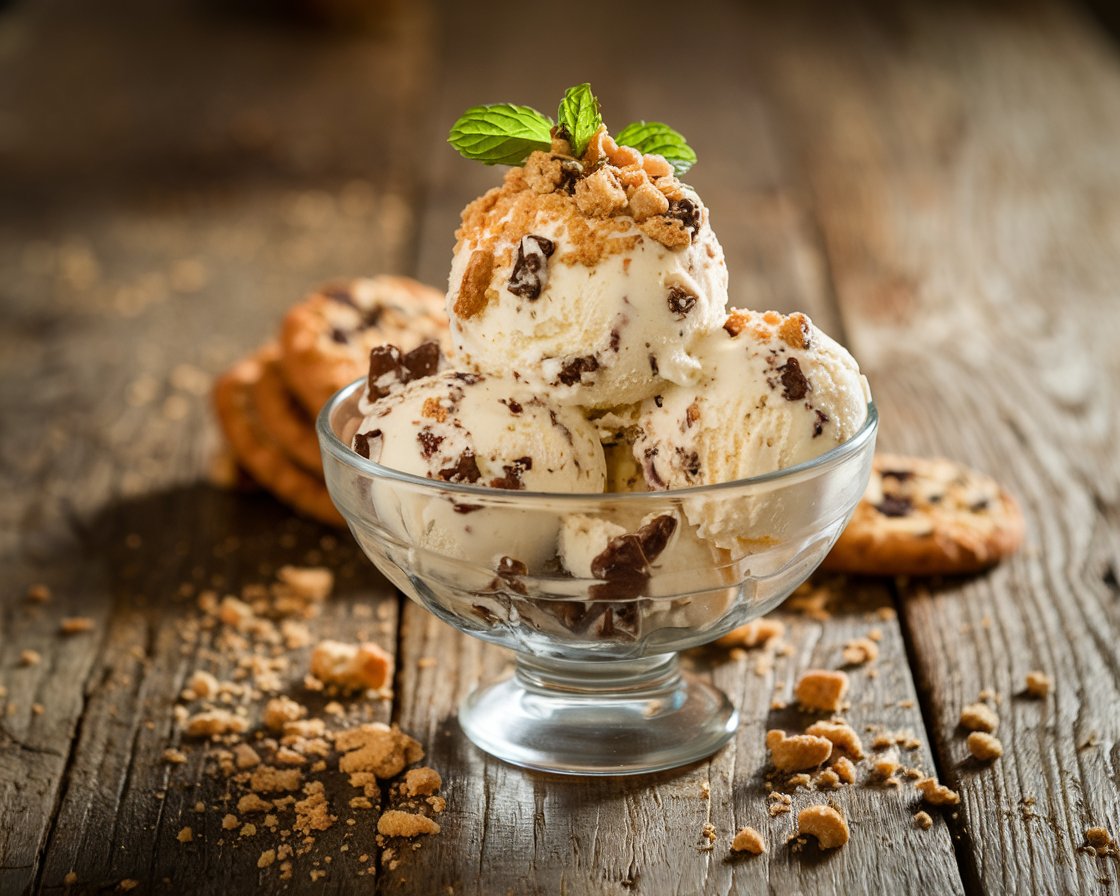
[0,0,431,891]
[743,1,1120,892]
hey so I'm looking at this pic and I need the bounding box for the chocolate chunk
[489,456,532,490]
[676,447,701,479]
[471,603,502,625]
[361,306,384,328]
[813,409,830,437]
[642,447,666,489]
[438,450,481,484]
[880,469,915,482]
[667,286,698,319]
[589,514,678,601]
[546,408,574,444]
[500,398,523,415]
[557,355,599,386]
[366,342,441,402]
[353,429,381,459]
[493,556,529,595]
[970,497,991,512]
[876,496,912,517]
[667,198,701,239]
[367,345,404,401]
[402,341,440,381]
[649,354,660,376]
[595,604,640,638]
[452,502,483,514]
[329,327,350,345]
[507,235,556,301]
[777,357,811,401]
[417,429,443,459]
[653,394,663,407]
[322,285,356,306]
[609,328,621,352]
[453,371,481,385]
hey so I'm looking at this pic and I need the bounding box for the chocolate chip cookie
[250,344,322,474]
[278,276,450,416]
[213,350,344,527]
[823,454,1024,576]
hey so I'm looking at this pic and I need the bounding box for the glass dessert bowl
[319,380,878,776]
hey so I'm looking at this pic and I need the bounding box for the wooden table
[2,0,1119,892]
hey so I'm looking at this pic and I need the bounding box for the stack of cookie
[213,276,450,526]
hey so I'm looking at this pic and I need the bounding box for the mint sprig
[447,86,699,176]
[556,83,602,158]
[615,121,697,175]
[447,103,553,166]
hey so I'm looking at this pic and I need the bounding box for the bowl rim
[317,378,878,502]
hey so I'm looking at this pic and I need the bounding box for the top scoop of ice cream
[633,309,871,491]
[446,140,728,409]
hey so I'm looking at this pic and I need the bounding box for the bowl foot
[458,653,737,776]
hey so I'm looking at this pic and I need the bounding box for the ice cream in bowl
[317,85,878,775]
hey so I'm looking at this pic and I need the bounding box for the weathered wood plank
[0,0,433,891]
[748,1,1120,892]
[395,1,963,893]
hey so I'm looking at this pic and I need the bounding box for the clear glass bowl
[319,380,878,776]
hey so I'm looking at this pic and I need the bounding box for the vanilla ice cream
[446,148,728,408]
[351,353,606,574]
[631,309,871,545]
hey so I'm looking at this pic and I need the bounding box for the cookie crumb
[27,584,51,603]
[258,849,276,869]
[59,616,95,635]
[1085,826,1114,853]
[19,649,41,667]
[730,826,766,855]
[831,756,857,785]
[913,811,933,830]
[184,709,248,737]
[805,720,864,760]
[310,640,392,691]
[842,637,879,666]
[185,669,218,700]
[716,617,785,649]
[221,813,239,830]
[402,767,442,797]
[118,880,139,892]
[162,748,188,765]
[263,695,305,732]
[768,792,793,816]
[959,702,999,733]
[177,826,193,843]
[699,822,717,848]
[794,669,849,712]
[64,871,77,885]
[797,805,849,849]
[378,810,440,837]
[966,731,1003,762]
[916,777,960,806]
[1025,670,1052,698]
[766,729,833,771]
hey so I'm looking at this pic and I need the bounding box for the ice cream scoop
[351,349,607,573]
[446,143,728,409]
[632,309,871,545]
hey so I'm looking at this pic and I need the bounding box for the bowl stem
[459,652,737,776]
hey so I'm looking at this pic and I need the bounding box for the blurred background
[2,0,1118,512]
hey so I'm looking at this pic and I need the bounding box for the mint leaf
[557,83,603,157]
[448,104,553,166]
[615,121,697,175]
